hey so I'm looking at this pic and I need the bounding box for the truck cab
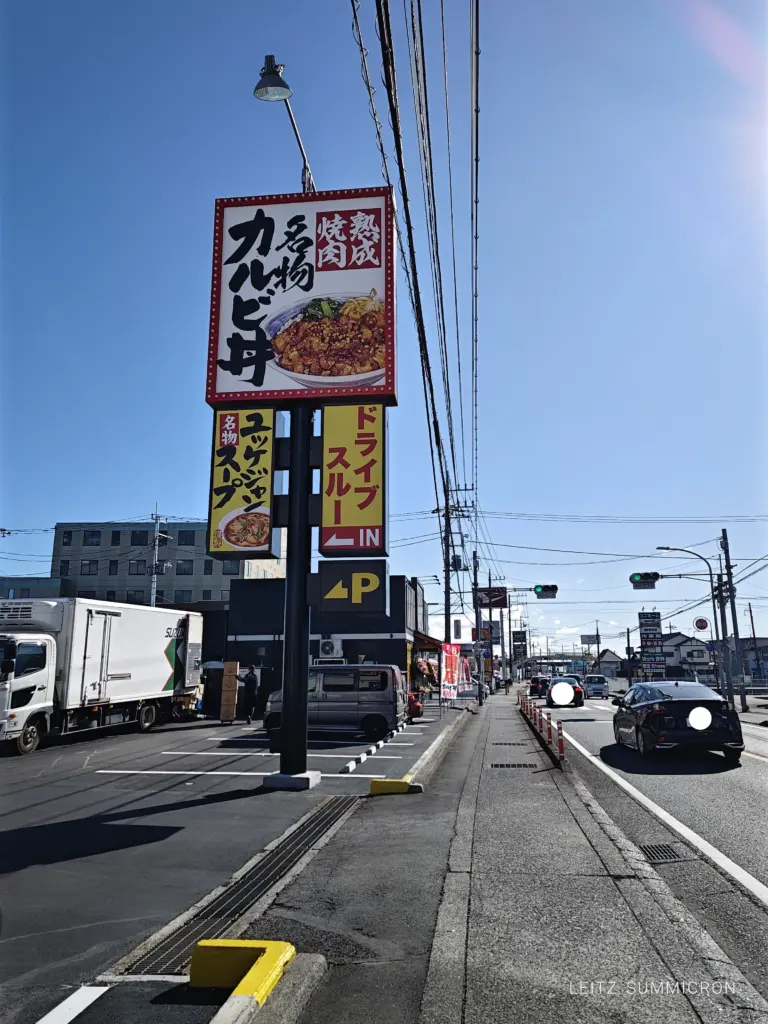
[0,633,57,753]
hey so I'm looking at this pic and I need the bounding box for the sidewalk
[242,694,768,1024]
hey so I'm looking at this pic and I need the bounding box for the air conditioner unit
[319,638,343,658]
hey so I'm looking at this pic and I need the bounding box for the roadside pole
[441,486,451,719]
[749,602,761,682]
[500,605,507,681]
[474,550,483,706]
[150,509,161,608]
[595,620,601,675]
[716,573,735,707]
[721,529,748,711]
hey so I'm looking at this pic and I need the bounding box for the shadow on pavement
[599,743,739,775]
[151,985,229,1007]
[0,786,270,874]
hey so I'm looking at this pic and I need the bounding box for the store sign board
[318,559,389,614]
[207,409,280,559]
[206,188,396,406]
[320,404,387,557]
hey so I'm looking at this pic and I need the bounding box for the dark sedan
[612,682,744,763]
[528,676,550,697]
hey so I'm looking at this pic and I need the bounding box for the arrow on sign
[324,534,356,547]
[324,580,350,600]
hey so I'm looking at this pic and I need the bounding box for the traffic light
[630,572,660,590]
[534,584,558,599]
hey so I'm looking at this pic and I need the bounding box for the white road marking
[384,742,415,746]
[561,728,768,910]
[741,722,768,735]
[95,769,386,779]
[743,750,768,763]
[160,750,402,759]
[33,986,109,1024]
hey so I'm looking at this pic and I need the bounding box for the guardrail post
[557,720,565,761]
[546,712,552,744]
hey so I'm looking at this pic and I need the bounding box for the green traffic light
[534,585,543,593]
[631,573,642,582]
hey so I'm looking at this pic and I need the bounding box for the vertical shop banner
[441,643,460,700]
[206,188,396,406]
[207,409,279,558]
[638,611,664,675]
[320,404,387,556]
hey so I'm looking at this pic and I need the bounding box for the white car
[583,675,610,699]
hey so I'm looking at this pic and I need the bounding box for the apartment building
[50,521,285,605]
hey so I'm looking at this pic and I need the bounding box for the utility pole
[748,602,761,681]
[626,627,632,685]
[716,573,735,706]
[439,487,451,717]
[595,619,601,674]
[500,604,507,681]
[721,529,748,711]
[473,550,483,705]
[149,507,170,608]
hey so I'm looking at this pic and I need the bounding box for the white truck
[0,597,203,755]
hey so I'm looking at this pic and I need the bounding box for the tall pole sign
[638,612,664,678]
[206,186,397,784]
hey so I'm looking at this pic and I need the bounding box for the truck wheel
[16,718,44,755]
[137,704,157,732]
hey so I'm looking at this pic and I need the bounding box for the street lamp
[656,546,727,699]
[254,55,316,193]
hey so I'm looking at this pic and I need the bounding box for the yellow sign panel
[321,404,386,557]
[208,409,276,558]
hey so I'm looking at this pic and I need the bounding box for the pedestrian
[243,665,259,724]
[504,678,510,696]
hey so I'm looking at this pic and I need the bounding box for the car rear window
[656,684,720,701]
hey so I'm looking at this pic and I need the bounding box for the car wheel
[723,749,741,765]
[636,728,653,757]
[362,716,388,742]
[264,714,281,734]
[613,719,622,746]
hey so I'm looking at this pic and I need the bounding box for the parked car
[612,682,744,762]
[407,692,423,720]
[545,676,585,708]
[583,674,610,699]
[264,664,406,742]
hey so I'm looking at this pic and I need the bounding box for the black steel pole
[749,602,761,681]
[473,550,483,706]
[280,405,313,775]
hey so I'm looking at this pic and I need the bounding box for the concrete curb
[211,953,327,1024]
[369,707,471,795]
[338,732,395,773]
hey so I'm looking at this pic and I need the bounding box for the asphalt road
[525,693,768,889]
[0,706,459,1024]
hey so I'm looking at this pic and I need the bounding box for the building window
[203,589,212,601]
[178,530,196,546]
[221,590,230,601]
[204,559,213,576]
[156,590,164,604]
[131,530,149,546]
[79,590,96,599]
[19,588,31,599]
[106,590,116,601]
[62,530,72,546]
[83,530,101,547]
[129,560,146,576]
[111,530,121,546]
[60,560,70,577]
[126,590,145,604]
[80,560,98,575]
[174,590,192,603]
[221,559,239,575]
[176,560,194,575]
[109,560,118,576]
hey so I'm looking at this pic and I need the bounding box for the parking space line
[33,986,110,1024]
[159,750,402,760]
[95,769,385,779]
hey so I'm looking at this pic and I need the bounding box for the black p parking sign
[318,560,389,615]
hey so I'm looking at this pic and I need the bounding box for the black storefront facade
[225,574,436,691]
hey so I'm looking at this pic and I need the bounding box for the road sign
[693,617,709,631]
[453,618,462,640]
[475,587,508,609]
[580,634,599,645]
[320,404,387,557]
[318,559,389,614]
[512,630,527,643]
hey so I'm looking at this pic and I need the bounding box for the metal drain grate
[490,763,538,769]
[123,795,358,976]
[639,843,683,864]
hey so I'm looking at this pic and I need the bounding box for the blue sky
[2,0,766,647]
